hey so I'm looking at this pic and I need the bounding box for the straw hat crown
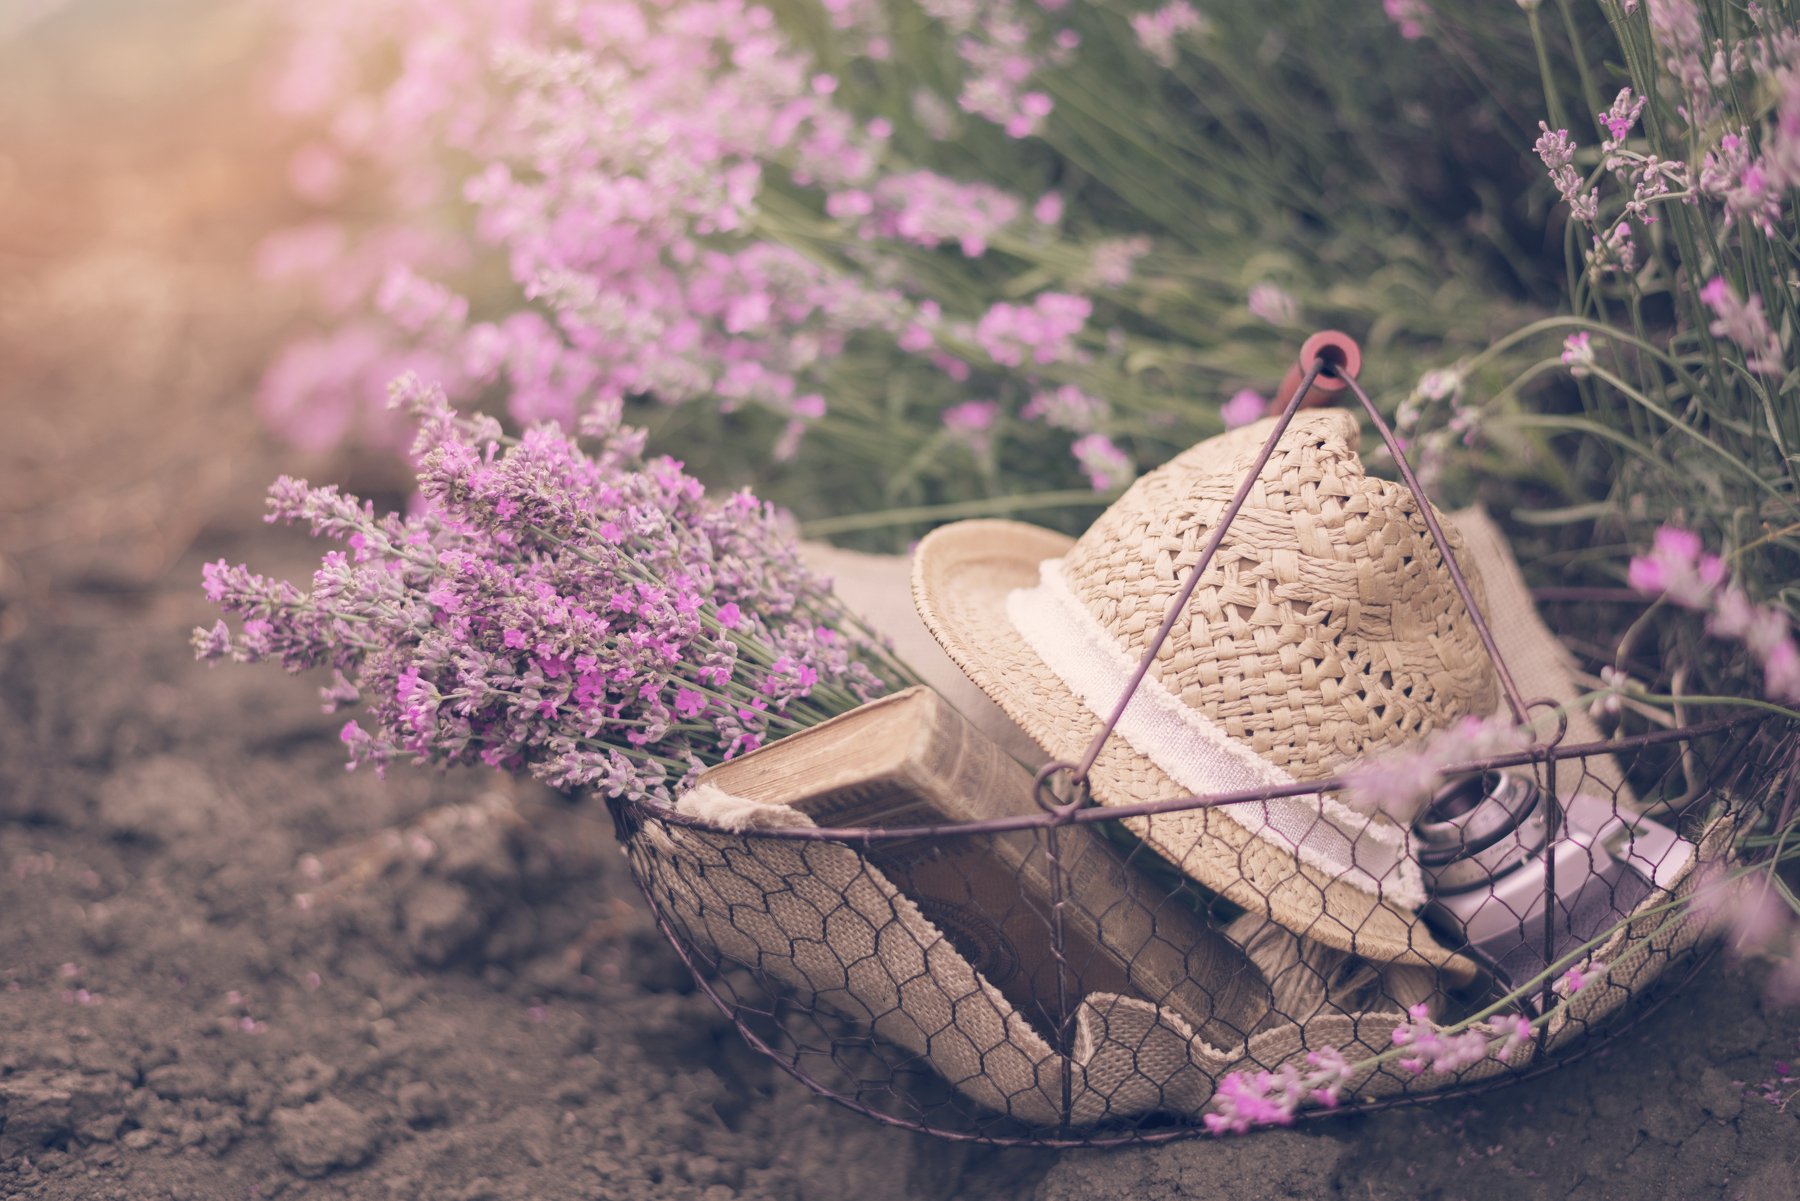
[1057,406,1498,779]
[912,406,1500,977]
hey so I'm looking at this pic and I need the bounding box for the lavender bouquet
[195,376,912,801]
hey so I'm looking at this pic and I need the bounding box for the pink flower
[1627,524,1726,609]
[1022,385,1107,433]
[1246,282,1298,326]
[1599,88,1646,146]
[1561,332,1595,377]
[1762,638,1800,703]
[974,293,1091,367]
[1697,133,1782,235]
[1220,389,1267,429]
[288,142,348,204]
[1383,0,1429,41]
[1070,433,1134,491]
[1491,1013,1535,1062]
[1562,964,1601,993]
[1083,237,1152,289]
[1389,1003,1490,1075]
[1132,2,1206,69]
[1343,714,1530,825]
[1535,124,1600,224]
[1699,277,1785,376]
[856,170,1023,257]
[1202,1066,1304,1134]
[942,400,1000,455]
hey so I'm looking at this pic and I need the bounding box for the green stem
[799,489,1119,537]
[1585,364,1796,512]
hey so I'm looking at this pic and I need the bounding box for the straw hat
[912,408,1499,982]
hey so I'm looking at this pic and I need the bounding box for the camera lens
[1414,771,1549,893]
[1425,773,1489,821]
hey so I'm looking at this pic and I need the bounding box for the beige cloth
[628,510,1708,1126]
[1454,507,1634,806]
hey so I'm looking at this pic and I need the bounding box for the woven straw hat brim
[913,517,1479,986]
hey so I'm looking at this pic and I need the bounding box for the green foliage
[714,1,1571,538]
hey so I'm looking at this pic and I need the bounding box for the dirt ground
[1,3,1797,1199]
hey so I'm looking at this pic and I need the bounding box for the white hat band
[1005,558,1425,908]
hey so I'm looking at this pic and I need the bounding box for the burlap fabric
[625,504,1716,1126]
[636,790,1721,1127]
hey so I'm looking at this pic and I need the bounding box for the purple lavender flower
[1070,433,1134,492]
[974,292,1092,368]
[1132,3,1207,70]
[1391,1002,1491,1074]
[1202,1008,1535,1134]
[1246,283,1299,327]
[941,399,1000,455]
[1220,389,1267,430]
[1382,0,1429,42]
[196,383,909,801]
[1534,124,1600,224]
[1021,384,1107,434]
[840,170,1024,257]
[1343,715,1532,826]
[1699,277,1786,377]
[1599,88,1647,145]
[1082,237,1153,290]
[1699,133,1784,236]
[1627,524,1726,608]
[1646,0,1719,127]
[1627,524,1800,704]
[1560,331,1595,377]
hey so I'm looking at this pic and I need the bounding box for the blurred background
[0,0,298,619]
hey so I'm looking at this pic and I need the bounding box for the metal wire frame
[615,858,1751,1149]
[612,340,1795,1145]
[614,713,1777,1143]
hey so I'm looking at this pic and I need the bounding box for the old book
[696,686,1269,1048]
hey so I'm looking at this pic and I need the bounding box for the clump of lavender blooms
[1245,282,1299,327]
[1132,3,1208,71]
[195,376,909,801]
[1560,331,1594,377]
[1070,433,1135,492]
[254,0,1549,517]
[1698,277,1786,377]
[1628,524,1800,704]
[1684,860,1800,1008]
[1342,714,1533,826]
[1202,1007,1536,1134]
[1382,0,1430,43]
[1388,364,1480,488]
[1742,1040,1800,1112]
[1219,388,1267,430]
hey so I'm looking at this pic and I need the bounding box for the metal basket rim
[618,710,1764,844]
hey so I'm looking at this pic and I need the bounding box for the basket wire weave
[609,345,1791,1145]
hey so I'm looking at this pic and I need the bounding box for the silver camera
[1415,770,1694,1010]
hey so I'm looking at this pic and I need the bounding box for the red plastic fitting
[1277,330,1362,409]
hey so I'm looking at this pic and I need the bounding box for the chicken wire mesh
[608,344,1797,1145]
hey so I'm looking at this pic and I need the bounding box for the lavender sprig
[196,375,912,801]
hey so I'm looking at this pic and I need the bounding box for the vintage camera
[1414,770,1694,1010]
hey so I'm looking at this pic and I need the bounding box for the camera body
[1415,771,1693,1008]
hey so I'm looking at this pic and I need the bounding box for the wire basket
[609,338,1795,1146]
